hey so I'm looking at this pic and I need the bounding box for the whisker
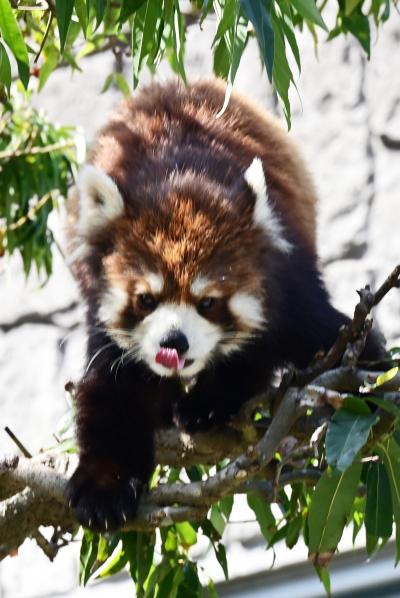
[85,342,116,374]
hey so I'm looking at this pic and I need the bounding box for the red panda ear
[76,165,124,237]
[244,158,292,254]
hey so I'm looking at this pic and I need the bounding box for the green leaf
[308,464,362,560]
[271,8,293,128]
[286,514,303,548]
[314,564,331,596]
[367,396,400,419]
[240,0,274,82]
[176,522,197,549]
[214,540,228,580]
[176,562,202,598]
[376,366,399,388]
[97,546,129,578]
[365,462,393,538]
[345,0,361,15]
[0,0,29,87]
[280,17,301,73]
[247,493,276,542]
[210,503,226,536]
[95,0,107,26]
[38,47,59,91]
[119,0,146,22]
[213,0,237,47]
[326,409,378,471]
[0,40,11,94]
[75,0,88,37]
[290,0,327,30]
[169,0,186,82]
[219,495,234,520]
[342,395,371,416]
[79,530,99,586]
[376,439,400,562]
[55,0,74,53]
[114,73,131,97]
[136,531,156,589]
[343,9,371,58]
[132,0,162,87]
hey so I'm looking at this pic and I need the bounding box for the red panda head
[72,159,291,379]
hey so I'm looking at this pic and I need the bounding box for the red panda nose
[159,329,189,356]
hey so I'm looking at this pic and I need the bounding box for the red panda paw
[65,460,143,533]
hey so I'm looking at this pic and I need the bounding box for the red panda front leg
[65,370,154,533]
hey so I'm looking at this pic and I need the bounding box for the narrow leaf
[326,409,378,471]
[119,0,146,22]
[55,0,74,53]
[0,0,29,87]
[376,439,400,561]
[343,10,371,58]
[365,462,393,538]
[308,464,362,562]
[271,9,293,128]
[240,0,274,82]
[247,493,276,542]
[290,0,327,30]
[75,0,88,37]
[79,531,99,586]
[0,40,11,94]
[176,522,197,548]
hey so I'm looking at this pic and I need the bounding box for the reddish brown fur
[68,79,317,261]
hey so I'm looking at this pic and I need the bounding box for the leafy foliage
[0,0,394,127]
[0,93,77,277]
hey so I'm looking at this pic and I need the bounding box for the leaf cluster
[0,0,394,127]
[0,94,77,277]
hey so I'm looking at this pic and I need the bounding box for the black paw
[65,463,143,533]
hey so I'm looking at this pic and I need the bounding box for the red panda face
[72,160,291,378]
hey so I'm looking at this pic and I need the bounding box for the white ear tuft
[77,164,124,236]
[244,157,292,254]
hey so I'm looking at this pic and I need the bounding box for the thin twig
[34,11,54,63]
[4,427,32,458]
[0,140,75,161]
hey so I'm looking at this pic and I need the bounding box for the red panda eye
[138,293,157,311]
[198,297,217,311]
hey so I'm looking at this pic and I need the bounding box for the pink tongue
[155,348,185,370]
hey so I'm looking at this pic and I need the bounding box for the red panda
[65,79,380,532]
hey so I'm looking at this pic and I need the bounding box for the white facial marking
[77,164,124,236]
[244,157,292,254]
[132,302,222,378]
[99,286,130,347]
[190,276,223,298]
[146,272,164,294]
[229,292,265,330]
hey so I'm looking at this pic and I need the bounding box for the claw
[88,517,92,527]
[129,479,137,499]
[122,511,127,523]
[105,519,108,531]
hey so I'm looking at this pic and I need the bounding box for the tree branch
[1,265,399,558]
